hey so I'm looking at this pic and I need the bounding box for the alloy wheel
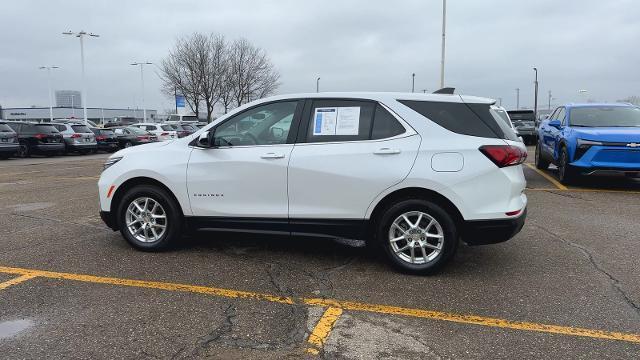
[125,197,167,243]
[388,211,444,265]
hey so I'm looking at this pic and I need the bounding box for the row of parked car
[0,119,206,159]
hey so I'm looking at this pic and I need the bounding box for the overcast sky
[1,0,638,113]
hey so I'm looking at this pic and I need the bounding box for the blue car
[535,103,640,184]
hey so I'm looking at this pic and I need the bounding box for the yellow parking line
[1,265,639,344]
[525,188,640,194]
[525,163,568,190]
[0,273,37,290]
[306,307,343,355]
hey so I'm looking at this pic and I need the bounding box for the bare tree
[227,38,280,108]
[161,33,280,118]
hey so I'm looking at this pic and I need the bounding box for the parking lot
[1,148,639,359]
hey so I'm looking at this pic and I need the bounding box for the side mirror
[197,130,211,147]
[548,120,562,129]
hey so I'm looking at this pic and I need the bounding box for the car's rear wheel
[117,185,182,251]
[124,141,132,148]
[558,146,575,185]
[17,142,30,158]
[535,142,549,170]
[377,199,458,275]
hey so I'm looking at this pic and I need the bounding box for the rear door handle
[260,152,285,159]
[374,148,401,155]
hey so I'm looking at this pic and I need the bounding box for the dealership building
[0,106,157,124]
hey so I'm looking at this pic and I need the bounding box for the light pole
[131,62,153,122]
[71,95,76,117]
[533,67,539,121]
[440,0,446,88]
[316,77,320,93]
[548,90,552,110]
[412,73,415,93]
[498,97,503,107]
[515,88,520,109]
[63,30,99,125]
[39,66,59,122]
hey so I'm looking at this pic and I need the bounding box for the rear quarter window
[71,125,91,133]
[398,100,518,141]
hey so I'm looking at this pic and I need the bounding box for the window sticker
[313,107,338,135]
[335,107,360,135]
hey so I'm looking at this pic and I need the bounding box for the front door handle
[260,152,285,159]
[374,148,401,155]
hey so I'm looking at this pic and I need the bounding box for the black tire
[535,142,550,170]
[17,142,30,158]
[123,141,133,148]
[376,199,458,275]
[116,185,183,251]
[558,146,575,185]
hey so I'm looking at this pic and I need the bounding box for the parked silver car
[52,122,97,154]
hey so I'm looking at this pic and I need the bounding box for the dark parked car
[90,128,120,153]
[0,121,20,159]
[168,123,196,138]
[6,122,64,157]
[112,127,158,148]
[507,110,537,144]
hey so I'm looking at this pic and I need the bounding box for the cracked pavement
[1,150,640,359]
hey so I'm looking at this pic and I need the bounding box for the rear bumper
[0,144,19,153]
[67,143,97,151]
[461,207,527,245]
[33,143,65,153]
[97,142,119,150]
[100,211,118,231]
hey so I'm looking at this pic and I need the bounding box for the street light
[71,94,76,117]
[440,0,446,88]
[131,62,153,122]
[39,66,59,122]
[63,30,99,125]
[533,67,539,121]
[515,88,520,109]
[316,77,320,93]
[548,90,553,110]
[578,89,588,102]
[412,73,415,93]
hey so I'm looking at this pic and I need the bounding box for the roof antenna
[433,87,455,94]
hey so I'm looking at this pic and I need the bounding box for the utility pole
[131,62,153,122]
[548,90,552,110]
[63,30,99,125]
[516,88,520,109]
[71,95,76,117]
[39,66,59,122]
[412,73,415,93]
[533,67,539,121]
[439,0,447,89]
[316,77,320,93]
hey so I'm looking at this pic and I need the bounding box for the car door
[540,107,559,156]
[548,107,565,159]
[287,99,420,228]
[186,100,303,229]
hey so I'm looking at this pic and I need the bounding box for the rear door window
[304,100,375,143]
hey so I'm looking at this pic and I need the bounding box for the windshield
[34,124,59,134]
[493,109,512,127]
[570,106,640,127]
[71,125,92,133]
[182,116,198,122]
[126,127,148,135]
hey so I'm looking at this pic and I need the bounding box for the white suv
[99,92,527,274]
[131,123,178,141]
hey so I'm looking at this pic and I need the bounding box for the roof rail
[433,87,455,95]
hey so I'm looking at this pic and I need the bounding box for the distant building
[1,107,157,124]
[55,90,82,108]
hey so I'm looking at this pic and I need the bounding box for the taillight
[479,145,527,168]
[34,134,47,140]
[137,135,149,140]
[70,133,82,138]
[96,135,106,141]
[161,132,169,136]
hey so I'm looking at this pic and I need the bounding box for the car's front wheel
[558,147,575,185]
[117,185,182,251]
[535,142,549,170]
[377,199,458,275]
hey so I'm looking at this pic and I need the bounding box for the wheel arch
[110,177,185,219]
[367,187,464,238]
